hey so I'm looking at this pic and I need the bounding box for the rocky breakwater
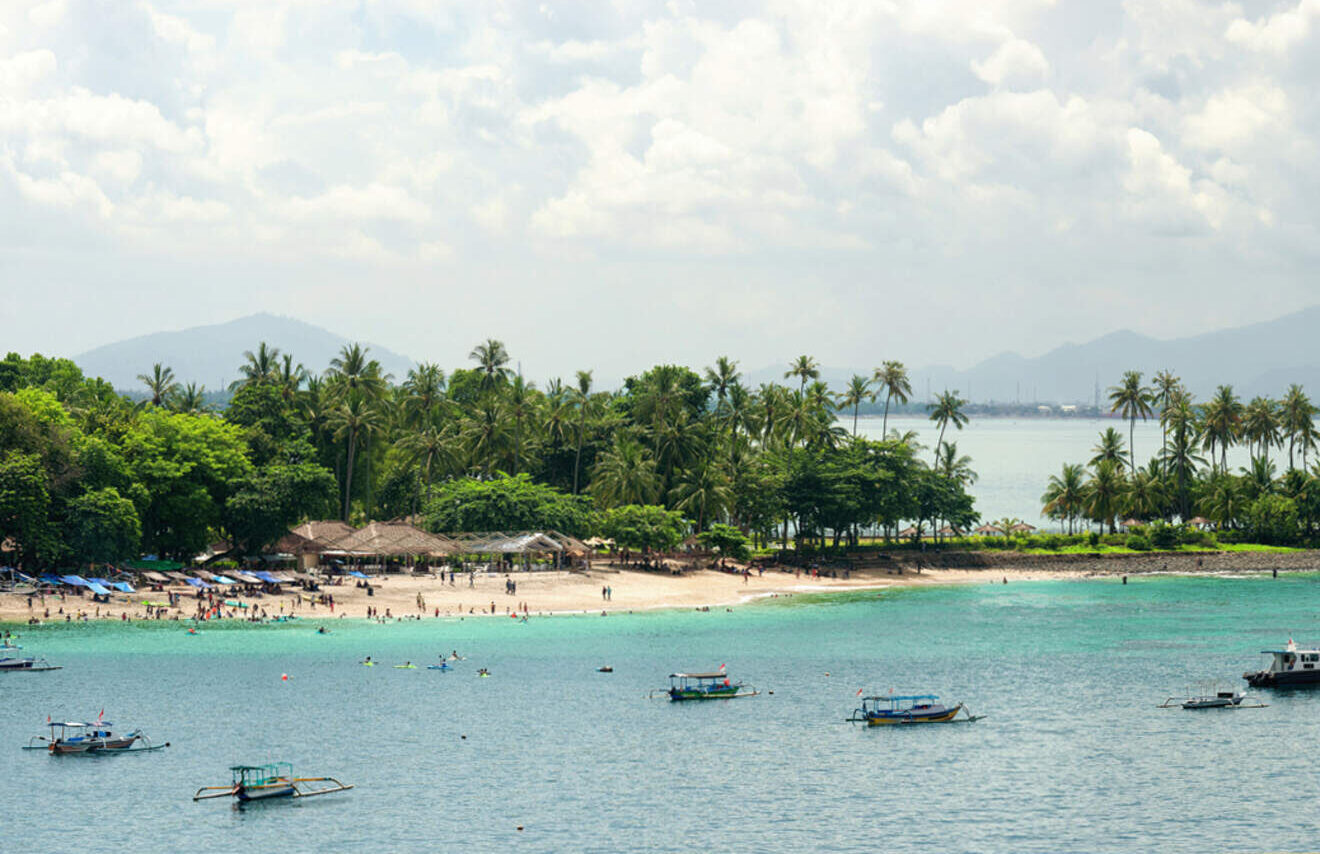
[863,550,1320,576]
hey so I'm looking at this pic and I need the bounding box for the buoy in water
[281,673,289,681]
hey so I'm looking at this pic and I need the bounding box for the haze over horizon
[3,1,1318,378]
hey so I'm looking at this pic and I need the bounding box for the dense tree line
[0,345,978,568]
[1043,371,1320,543]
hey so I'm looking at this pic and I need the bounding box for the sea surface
[856,415,1260,527]
[4,575,1320,853]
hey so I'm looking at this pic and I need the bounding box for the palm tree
[1242,396,1280,465]
[1108,370,1152,474]
[1083,459,1126,534]
[327,343,389,402]
[1151,370,1181,475]
[137,363,178,407]
[590,435,660,506]
[1240,455,1277,501]
[1042,463,1086,533]
[396,420,456,509]
[839,374,874,437]
[401,363,446,428]
[704,357,740,414]
[277,354,306,404]
[326,394,385,522]
[935,441,977,486]
[168,382,207,414]
[469,338,511,396]
[874,360,912,440]
[784,355,819,395]
[1200,476,1244,530]
[1161,389,1204,520]
[463,399,513,475]
[927,390,969,465]
[571,370,595,494]
[1200,384,1243,474]
[506,374,535,475]
[1123,468,1165,521]
[669,461,732,531]
[229,342,281,390]
[1090,427,1129,468]
[1280,384,1316,471]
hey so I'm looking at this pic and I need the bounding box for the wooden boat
[0,656,61,672]
[25,719,168,754]
[652,671,758,701]
[848,694,980,725]
[193,762,353,803]
[1244,640,1320,687]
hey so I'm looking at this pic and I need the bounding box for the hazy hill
[75,313,415,391]
[746,306,1320,404]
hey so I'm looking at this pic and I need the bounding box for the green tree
[839,374,874,437]
[1248,494,1298,544]
[66,487,141,564]
[0,450,57,566]
[784,355,820,395]
[1108,370,1152,474]
[1090,427,1128,468]
[1041,463,1086,534]
[423,473,597,536]
[1083,459,1126,534]
[599,504,686,554]
[137,363,178,407]
[927,390,969,465]
[1281,384,1317,471]
[697,523,750,560]
[230,342,282,391]
[874,360,912,440]
[469,338,511,397]
[1242,396,1280,465]
[590,435,661,507]
[1201,385,1243,474]
[224,462,338,555]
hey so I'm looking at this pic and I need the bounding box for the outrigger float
[847,694,982,725]
[650,671,758,701]
[193,762,353,803]
[24,719,169,754]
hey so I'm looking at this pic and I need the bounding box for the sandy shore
[1,565,1063,625]
[3,550,1317,625]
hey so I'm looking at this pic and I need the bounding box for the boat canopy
[670,672,726,679]
[53,720,113,727]
[60,575,90,587]
[253,570,282,583]
[112,582,134,593]
[870,694,940,701]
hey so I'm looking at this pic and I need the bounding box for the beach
[4,551,1316,625]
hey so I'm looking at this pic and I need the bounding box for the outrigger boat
[847,694,981,725]
[1159,688,1267,710]
[24,719,168,754]
[651,670,758,701]
[0,655,61,672]
[193,762,353,803]
[1244,640,1320,687]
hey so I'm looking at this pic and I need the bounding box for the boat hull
[669,687,743,701]
[237,785,296,801]
[865,705,962,725]
[1244,669,1320,688]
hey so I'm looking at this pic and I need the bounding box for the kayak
[426,664,450,671]
[394,665,416,669]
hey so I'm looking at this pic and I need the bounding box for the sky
[1,0,1318,380]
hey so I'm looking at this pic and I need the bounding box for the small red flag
[718,663,726,672]
[856,688,863,697]
[98,708,103,721]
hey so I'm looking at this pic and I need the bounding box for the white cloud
[1122,127,1225,231]
[1226,0,1320,54]
[90,149,143,184]
[0,49,56,94]
[281,183,431,224]
[1183,84,1290,151]
[971,38,1049,88]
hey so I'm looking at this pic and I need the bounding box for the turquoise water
[5,576,1320,852]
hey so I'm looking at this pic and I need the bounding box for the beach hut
[897,526,920,539]
[1187,516,1214,530]
[973,524,1003,536]
[1009,523,1038,534]
[321,522,457,574]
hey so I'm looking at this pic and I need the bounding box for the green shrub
[1149,522,1178,550]
[1087,531,1100,547]
[1126,534,1151,551]
[1040,534,1063,550]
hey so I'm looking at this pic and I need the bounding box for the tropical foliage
[0,346,977,568]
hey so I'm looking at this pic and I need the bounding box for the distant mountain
[746,306,1320,404]
[75,313,415,391]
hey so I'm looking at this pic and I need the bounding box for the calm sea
[856,415,1260,527]
[4,576,1318,853]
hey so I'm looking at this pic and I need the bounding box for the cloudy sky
[1,0,1317,380]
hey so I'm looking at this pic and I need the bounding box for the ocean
[4,575,1318,852]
